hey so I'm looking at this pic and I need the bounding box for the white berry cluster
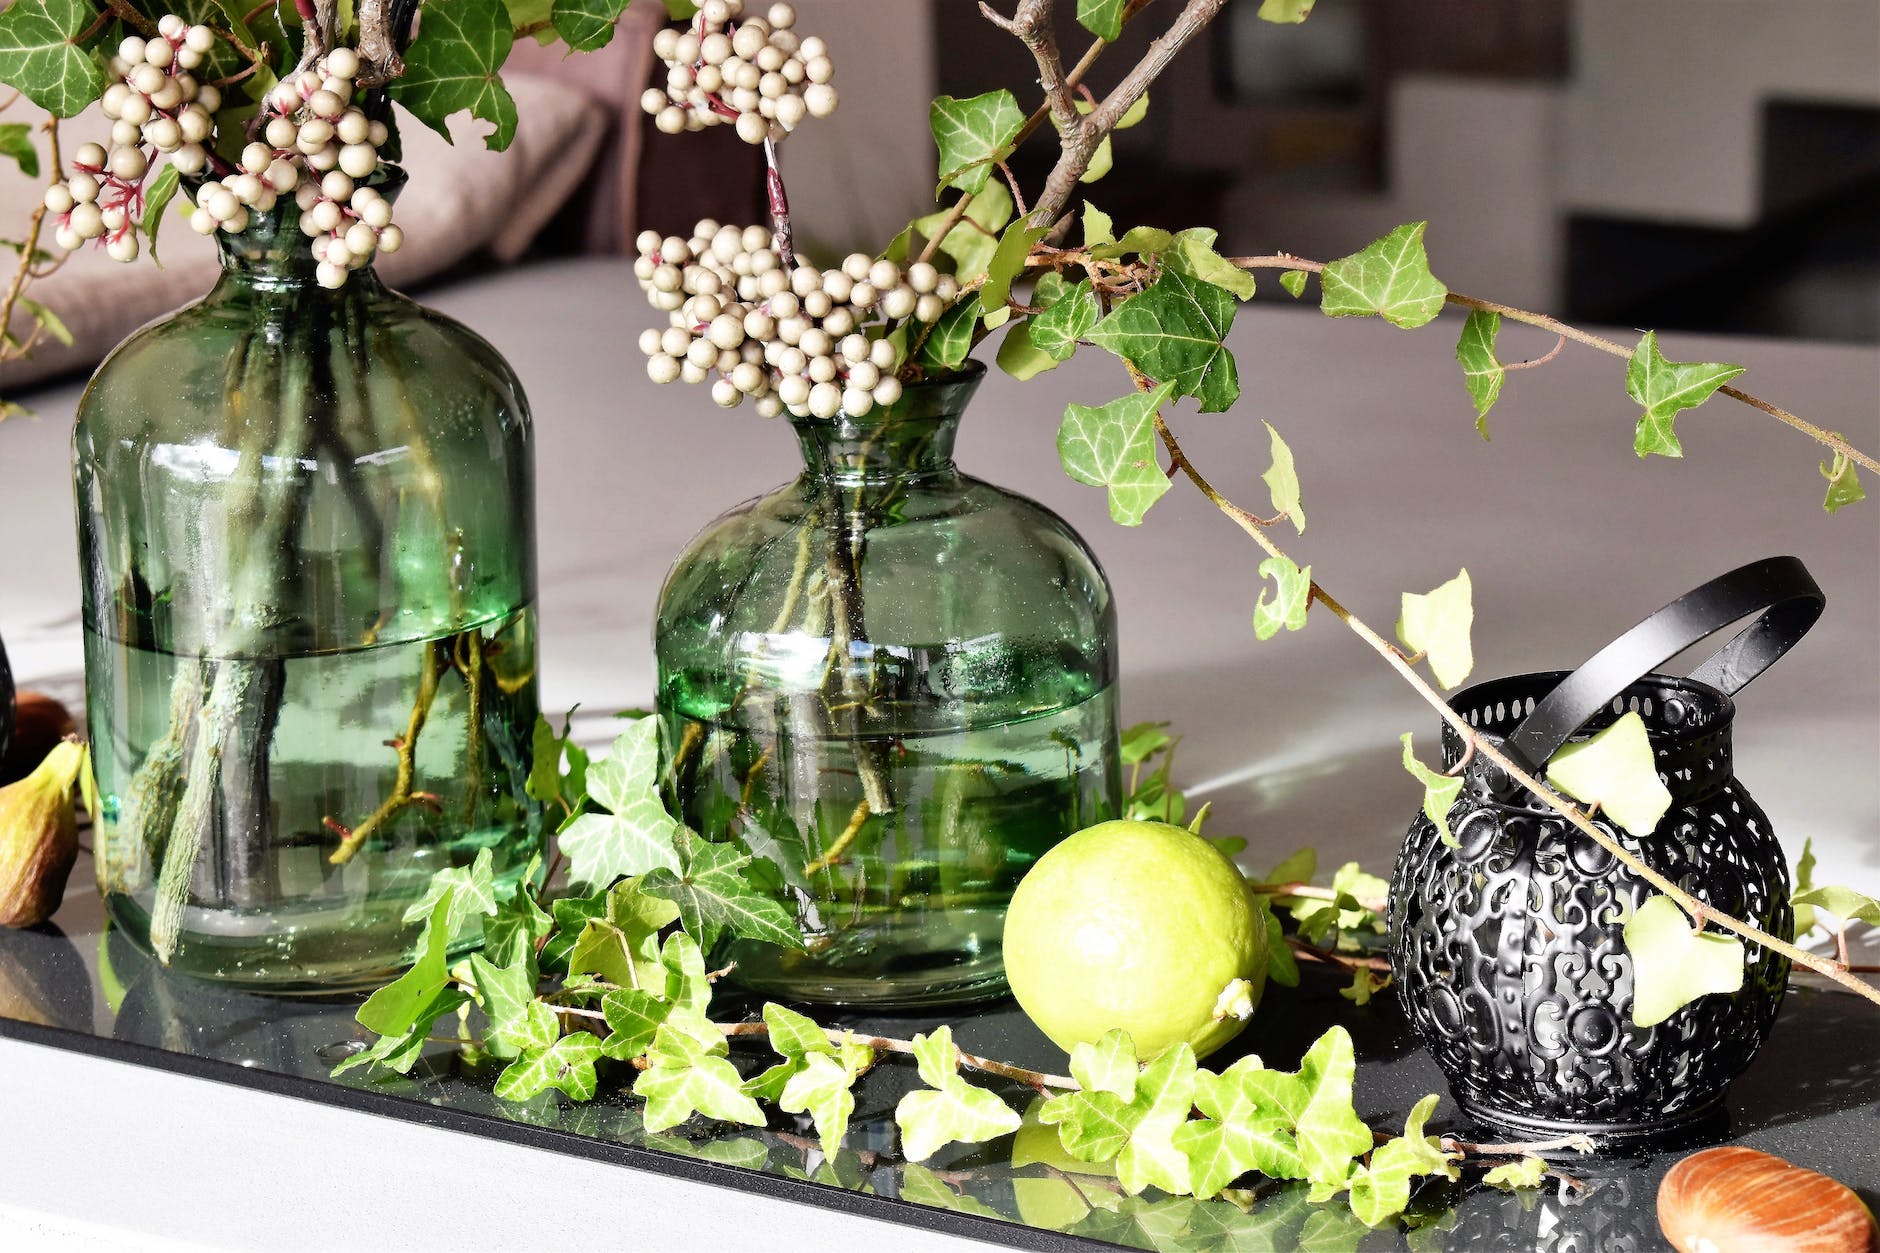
[43,16,223,260]
[643,1,836,145]
[635,219,959,419]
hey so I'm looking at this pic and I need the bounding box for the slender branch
[1287,937,1391,974]
[99,0,158,37]
[0,118,60,385]
[356,0,406,87]
[718,1020,1078,1091]
[1004,0,1081,136]
[327,640,446,864]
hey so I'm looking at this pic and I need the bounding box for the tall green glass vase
[656,361,1121,1008]
[73,176,540,991]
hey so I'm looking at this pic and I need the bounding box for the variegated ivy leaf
[780,1046,871,1160]
[469,952,558,1058]
[484,868,553,967]
[1546,712,1672,838]
[1482,1155,1549,1191]
[1253,556,1311,640]
[493,1030,605,1101]
[1031,278,1100,361]
[894,1026,1023,1162]
[332,987,470,1077]
[1075,90,1149,183]
[1625,331,1745,459]
[1400,733,1462,848]
[1345,1094,1459,1227]
[1319,222,1448,329]
[1164,227,1256,300]
[1259,0,1317,22]
[1291,1027,1378,1190]
[1396,568,1474,690]
[1077,0,1126,40]
[1624,895,1744,1029]
[599,986,671,1060]
[1057,381,1176,526]
[930,89,1025,195]
[635,1046,767,1133]
[1791,883,1880,927]
[1279,269,1309,299]
[557,717,682,890]
[1261,421,1305,533]
[912,181,1014,285]
[1454,309,1504,437]
[1288,862,1388,944]
[550,0,632,52]
[356,891,457,1038]
[1040,1038,1199,1196]
[916,296,979,372]
[1820,448,1866,514]
[982,217,1050,313]
[0,0,106,118]
[1083,201,1115,248]
[391,0,520,151]
[402,847,499,939]
[996,319,1057,381]
[1337,967,1391,1007]
[640,827,804,952]
[1173,1055,1308,1199]
[1087,270,1240,411]
[1792,838,1819,937]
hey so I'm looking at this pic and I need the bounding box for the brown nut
[0,740,84,928]
[1659,1146,1878,1253]
[0,692,78,784]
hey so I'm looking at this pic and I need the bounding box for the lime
[1002,819,1265,1061]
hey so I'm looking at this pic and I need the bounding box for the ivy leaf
[1624,895,1745,1028]
[1087,270,1240,411]
[356,891,457,1037]
[763,1000,835,1059]
[391,0,519,152]
[1791,884,1880,927]
[1261,421,1305,534]
[331,986,469,1077]
[1253,556,1311,640]
[780,1046,870,1160]
[1111,1045,1198,1196]
[1454,310,1504,438]
[1119,721,1173,765]
[138,162,182,265]
[1090,225,1176,260]
[894,1026,1022,1162]
[1292,1027,1377,1189]
[1074,91,1148,184]
[1164,227,1256,300]
[1820,448,1866,514]
[0,122,38,176]
[493,1031,605,1102]
[1031,278,1099,361]
[1262,904,1300,988]
[1259,0,1317,22]
[0,0,107,118]
[568,917,658,993]
[1076,1028,1143,1097]
[599,987,671,1060]
[1083,201,1115,248]
[913,180,1013,283]
[550,0,631,51]
[982,217,1050,313]
[469,952,558,1058]
[930,89,1024,195]
[1041,1039,1198,1196]
[1077,0,1125,41]
[996,319,1058,381]
[484,869,554,967]
[1400,733,1462,848]
[527,712,588,809]
[1545,712,1672,838]
[1056,381,1176,526]
[1319,222,1447,329]
[402,847,499,939]
[1792,838,1819,937]
[1174,1055,1307,1198]
[899,1163,1008,1219]
[635,1022,767,1133]
[557,718,681,890]
[1482,1156,1549,1191]
[1279,269,1309,299]
[1396,569,1474,690]
[1346,1094,1458,1226]
[641,827,804,952]
[19,297,70,346]
[1625,331,1745,459]
[916,296,979,372]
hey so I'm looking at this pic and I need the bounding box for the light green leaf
[930,89,1025,195]
[1400,733,1462,848]
[1624,895,1745,1028]
[402,847,499,939]
[0,0,106,118]
[660,931,712,1014]
[1259,0,1316,22]
[1077,0,1125,40]
[1261,421,1304,533]
[1175,1056,1306,1198]
[1482,1156,1549,1191]
[996,318,1059,380]
[1792,838,1818,937]
[1070,1028,1141,1098]
[1119,721,1173,765]
[641,828,805,952]
[780,1047,869,1160]
[1073,91,1148,183]
[899,1162,1008,1219]
[1319,222,1448,329]
[568,917,658,993]
[550,0,631,51]
[1293,1027,1376,1189]
[761,1000,833,1059]
[1056,381,1176,526]
[659,0,699,16]
[493,1031,605,1101]
[1087,271,1239,411]
[634,1015,765,1131]
[331,986,470,1077]
[1820,448,1866,514]
[915,295,979,372]
[1090,224,1176,260]
[1545,712,1672,838]
[1455,309,1503,438]
[557,718,681,890]
[894,1026,1023,1162]
[1792,884,1880,927]
[1396,568,1474,690]
[1279,269,1309,299]
[140,163,181,265]
[391,0,518,151]
[356,891,457,1037]
[1031,278,1099,360]
[1347,1094,1457,1226]
[1625,331,1745,459]
[599,987,671,1060]
[0,122,38,176]
[1164,227,1256,300]
[982,216,1050,313]
[1039,1040,1199,1196]
[1083,201,1115,248]
[913,181,1014,283]
[19,297,70,347]
[469,953,557,1058]
[484,872,554,967]
[1252,556,1311,640]
[1112,1045,1198,1196]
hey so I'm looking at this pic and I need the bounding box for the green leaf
[1319,222,1447,329]
[1073,91,1148,184]
[780,1047,869,1160]
[1482,1156,1549,1191]
[1260,421,1305,533]
[1031,278,1099,360]
[1625,331,1745,459]
[1545,712,1672,838]
[402,847,499,939]
[1119,721,1173,765]
[1279,269,1309,299]
[996,318,1058,381]
[19,297,70,347]
[913,180,1013,283]
[1253,556,1311,640]
[1346,1095,1457,1226]
[557,718,681,890]
[1056,381,1176,526]
[1164,227,1256,300]
[1175,1055,1307,1198]
[641,827,805,952]
[484,869,553,967]
[391,0,519,152]
[894,1026,1022,1162]
[357,891,457,1037]
[1072,1028,1142,1097]
[0,0,107,118]
[634,1007,766,1132]
[332,986,470,1077]
[1624,895,1745,1028]
[550,0,630,51]
[1259,0,1317,22]
[469,952,558,1058]
[763,1000,834,1059]
[1083,202,1115,248]
[1077,0,1125,40]
[659,0,699,16]
[493,1031,605,1101]
[1262,904,1300,988]
[1791,884,1880,927]
[1111,1045,1198,1196]
[1400,733,1462,847]
[916,296,979,372]
[1089,224,1176,261]
[0,122,38,176]
[659,931,712,1013]
[1792,838,1818,937]
[141,163,181,264]
[1455,309,1503,437]
[930,89,1025,195]
[1396,569,1474,690]
[599,987,671,1060]
[1820,448,1866,514]
[982,216,1049,313]
[899,1162,1008,1219]
[1292,1027,1377,1189]
[1087,270,1240,412]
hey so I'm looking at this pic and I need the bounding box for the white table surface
[1,257,1875,1249]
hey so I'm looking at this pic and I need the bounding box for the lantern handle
[1503,555,1824,773]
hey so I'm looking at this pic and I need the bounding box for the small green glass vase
[655,361,1122,1008]
[73,174,540,991]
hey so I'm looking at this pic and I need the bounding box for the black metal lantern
[1388,557,1824,1151]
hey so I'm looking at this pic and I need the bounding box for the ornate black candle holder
[1388,556,1824,1151]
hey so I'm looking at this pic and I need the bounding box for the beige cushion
[0,73,607,391]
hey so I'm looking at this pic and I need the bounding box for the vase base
[1456,1093,1730,1156]
[724,910,1015,1011]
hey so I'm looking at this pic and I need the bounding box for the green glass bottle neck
[791,361,984,488]
[211,211,386,296]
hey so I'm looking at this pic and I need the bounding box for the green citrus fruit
[1002,819,1265,1061]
